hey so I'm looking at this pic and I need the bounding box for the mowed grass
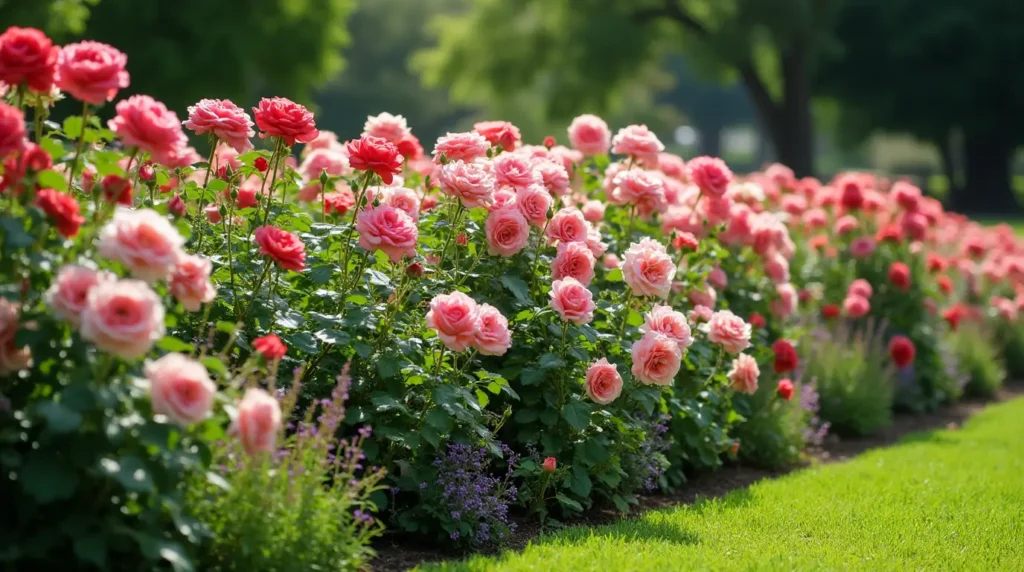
[423,398,1024,571]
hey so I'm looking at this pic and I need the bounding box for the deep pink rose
[701,310,751,354]
[363,112,410,144]
[708,267,728,289]
[848,278,873,299]
[658,153,687,179]
[438,160,495,209]
[549,277,596,325]
[34,189,84,238]
[545,207,591,245]
[621,239,675,299]
[705,196,732,225]
[472,303,512,356]
[585,358,623,405]
[630,331,682,386]
[727,353,760,394]
[426,291,479,352]
[170,254,216,312]
[185,98,255,152]
[231,388,282,456]
[79,278,165,360]
[640,304,693,352]
[474,120,521,151]
[834,214,859,235]
[55,41,129,104]
[356,204,418,262]
[44,264,115,326]
[611,124,663,166]
[0,298,31,374]
[687,156,732,197]
[850,237,876,258]
[252,97,319,146]
[844,294,871,318]
[771,283,798,318]
[433,131,490,163]
[802,208,828,230]
[299,147,350,180]
[0,102,25,160]
[485,206,530,257]
[346,135,403,185]
[517,184,552,227]
[97,208,186,283]
[0,27,59,93]
[146,353,215,425]
[254,225,307,272]
[764,252,790,284]
[109,95,188,160]
[567,114,611,155]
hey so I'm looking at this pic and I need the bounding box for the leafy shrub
[949,323,1006,399]
[993,318,1024,379]
[732,356,812,469]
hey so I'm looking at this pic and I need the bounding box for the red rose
[406,261,424,278]
[474,120,521,151]
[937,275,953,295]
[253,156,269,172]
[888,262,911,291]
[0,102,25,161]
[35,189,85,237]
[0,27,59,93]
[926,254,947,274]
[346,135,403,185]
[253,334,287,361]
[543,135,556,149]
[822,304,840,319]
[252,97,319,146]
[1,142,51,194]
[943,305,966,331]
[888,335,915,368]
[542,457,557,473]
[771,339,798,374]
[101,174,133,206]
[776,378,794,401]
[168,194,187,218]
[748,313,766,329]
[835,174,864,211]
[254,225,306,272]
[396,133,423,160]
[875,223,903,244]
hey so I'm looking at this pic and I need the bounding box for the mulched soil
[370,383,1024,571]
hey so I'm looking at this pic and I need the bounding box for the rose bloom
[55,41,129,105]
[772,339,798,374]
[705,196,732,225]
[727,353,760,394]
[687,285,717,309]
[252,97,319,146]
[101,174,132,206]
[0,102,25,160]
[657,152,687,179]
[567,114,611,155]
[843,294,871,318]
[835,174,865,210]
[108,95,188,160]
[253,333,288,361]
[850,236,876,258]
[848,278,873,299]
[585,358,623,404]
[437,159,495,209]
[35,189,85,238]
[611,124,664,166]
[536,159,570,196]
[708,267,728,289]
[802,208,828,230]
[44,265,115,327]
[834,214,859,235]
[356,204,418,262]
[170,254,216,312]
[621,239,675,299]
[380,186,421,221]
[687,156,733,197]
[611,169,666,217]
[397,133,423,160]
[363,112,410,144]
[764,252,790,283]
[79,278,165,360]
[184,98,255,153]
[346,134,404,185]
[0,27,59,93]
[474,120,521,151]
[472,303,512,356]
[545,207,591,246]
[433,131,490,163]
[551,240,596,286]
[542,457,557,472]
[550,277,596,325]
[701,310,752,354]
[232,388,283,456]
[631,331,682,386]
[299,147,350,180]
[426,291,479,352]
[688,304,713,325]
[517,184,552,227]
[485,206,530,257]
[889,335,916,368]
[771,283,799,318]
[0,298,31,374]
[254,225,307,272]
[96,208,185,282]
[602,253,620,269]
[488,187,517,212]
[492,153,539,192]
[205,204,222,223]
[777,378,795,401]
[145,353,215,426]
[822,304,841,319]
[641,304,693,351]
[891,181,922,211]
[889,262,911,290]
[749,312,766,329]
[581,200,606,223]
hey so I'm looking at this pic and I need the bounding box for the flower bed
[0,25,1020,571]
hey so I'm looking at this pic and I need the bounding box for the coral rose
[582,200,605,223]
[777,378,795,401]
[687,156,733,197]
[426,291,479,352]
[485,206,531,257]
[35,189,85,238]
[254,225,306,272]
[727,353,760,394]
[97,208,186,282]
[253,334,287,361]
[346,135,403,185]
[252,97,319,146]
[185,98,255,152]
[630,331,682,386]
[542,457,557,472]
[356,204,418,262]
[551,241,596,286]
[0,27,59,93]
[474,120,521,151]
[45,265,115,326]
[641,305,693,352]
[145,353,215,426]
[108,95,188,162]
[549,277,596,325]
[472,303,512,356]
[438,160,496,209]
[621,239,676,299]
[56,41,129,105]
[232,388,282,456]
[433,131,490,163]
[79,278,165,360]
[701,310,752,354]
[585,358,623,405]
[170,254,216,312]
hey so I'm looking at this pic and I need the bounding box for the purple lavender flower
[428,443,518,547]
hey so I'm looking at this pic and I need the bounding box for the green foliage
[994,318,1024,380]
[731,358,809,469]
[949,323,1006,399]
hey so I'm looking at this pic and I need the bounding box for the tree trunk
[952,133,1019,215]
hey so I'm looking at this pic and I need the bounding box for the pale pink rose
[492,153,539,192]
[771,283,798,318]
[97,208,185,283]
[568,114,611,155]
[585,227,608,258]
[44,265,116,326]
[303,130,341,155]
[380,186,421,221]
[661,205,703,237]
[362,112,410,144]
[708,267,728,289]
[802,207,828,230]
[426,291,479,352]
[603,253,621,269]
[621,239,675,299]
[489,187,517,212]
[549,277,596,325]
[688,304,713,325]
[726,181,765,205]
[536,159,570,196]
[485,206,531,256]
[640,304,693,351]
[612,169,666,217]
[145,353,215,425]
[517,184,552,227]
[0,298,31,374]
[727,353,760,394]
[300,147,350,180]
[844,294,870,318]
[850,237,875,258]
[231,388,282,456]
[602,162,627,194]
[701,310,751,354]
[834,214,859,235]
[582,200,605,223]
[658,153,687,179]
[184,98,255,153]
[585,358,623,404]
[551,241,596,286]
[764,252,790,284]
[630,331,682,386]
[688,285,717,308]
[170,254,216,312]
[781,194,807,216]
[437,159,496,209]
[79,279,165,360]
[611,124,664,166]
[356,204,418,262]
[433,132,490,163]
[472,303,512,356]
[848,278,873,299]
[545,207,591,245]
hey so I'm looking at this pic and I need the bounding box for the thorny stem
[262,138,287,226]
[67,101,90,190]
[340,170,375,283]
[194,137,219,249]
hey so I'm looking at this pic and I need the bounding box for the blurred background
[6,0,1024,216]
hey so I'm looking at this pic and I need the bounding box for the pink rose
[687,156,733,197]
[44,264,115,326]
[688,304,713,325]
[802,208,828,230]
[536,159,570,196]
[705,196,732,225]
[426,291,479,352]
[433,131,490,163]
[97,208,185,283]
[658,153,687,179]
[641,304,693,351]
[701,310,751,354]
[630,331,682,386]
[145,353,215,425]
[299,147,350,179]
[517,184,552,227]
[708,267,728,289]
[688,285,717,309]
[764,252,790,284]
[438,160,496,209]
[485,206,530,257]
[621,239,675,299]
[108,95,188,161]
[611,169,666,217]
[581,200,605,223]
[79,278,165,360]
[231,388,282,456]
[252,97,319,146]
[184,98,255,153]
[474,120,522,151]
[493,154,539,192]
[0,298,31,375]
[843,294,870,318]
[727,353,760,394]
[55,41,129,105]
[205,204,222,223]
[472,303,512,356]
[0,102,25,161]
[850,237,875,258]
[568,114,611,155]
[356,204,418,262]
[771,283,798,318]
[602,253,620,269]
[585,228,608,258]
[848,278,873,299]
[363,112,410,144]
[489,188,517,211]
[551,241,596,286]
[545,207,591,245]
[549,277,596,325]
[170,254,216,312]
[611,124,664,166]
[585,358,623,404]
[834,214,859,235]
[380,186,421,221]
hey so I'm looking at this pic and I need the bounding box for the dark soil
[369,383,1024,572]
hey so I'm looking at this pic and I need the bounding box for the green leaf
[215,321,238,334]
[99,455,154,493]
[486,381,502,394]
[611,494,630,512]
[354,341,373,358]
[555,493,584,512]
[501,275,532,305]
[377,358,401,379]
[309,264,337,285]
[207,178,228,192]
[606,268,623,282]
[475,388,490,408]
[371,392,407,413]
[520,367,545,385]
[157,336,194,353]
[206,471,231,491]
[426,409,453,432]
[422,425,441,447]
[314,329,350,345]
[73,533,107,568]
[627,309,644,327]
[63,116,83,138]
[36,401,83,433]
[539,353,566,369]
[276,309,305,329]
[37,169,67,191]
[200,356,228,376]
[0,216,33,249]
[515,408,539,423]
[367,269,391,286]
[284,332,318,354]
[20,453,79,503]
[561,401,592,431]
[577,440,610,465]
[570,465,592,497]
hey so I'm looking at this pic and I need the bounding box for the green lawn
[424,398,1024,571]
